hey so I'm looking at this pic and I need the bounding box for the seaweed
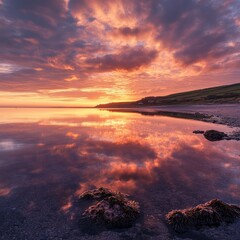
[79,187,140,228]
[79,187,127,200]
[166,199,240,232]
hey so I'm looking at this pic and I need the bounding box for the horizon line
[0,106,95,108]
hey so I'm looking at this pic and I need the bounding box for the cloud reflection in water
[0,108,239,214]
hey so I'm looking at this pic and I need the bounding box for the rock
[193,130,205,134]
[228,131,240,141]
[80,188,140,228]
[203,130,228,141]
[166,199,240,233]
[79,187,128,200]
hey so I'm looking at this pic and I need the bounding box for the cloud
[0,0,239,105]
[118,27,142,37]
[3,0,68,28]
[69,0,140,28]
[48,89,108,100]
[146,0,240,65]
[86,46,158,71]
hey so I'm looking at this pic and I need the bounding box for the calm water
[0,108,240,239]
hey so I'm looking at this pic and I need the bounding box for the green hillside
[96,83,240,108]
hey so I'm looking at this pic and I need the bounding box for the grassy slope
[96,83,240,108]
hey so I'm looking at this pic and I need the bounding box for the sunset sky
[0,0,239,107]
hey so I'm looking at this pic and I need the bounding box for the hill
[96,83,240,108]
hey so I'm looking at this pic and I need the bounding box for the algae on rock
[166,199,240,232]
[80,187,140,228]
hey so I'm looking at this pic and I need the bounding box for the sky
[0,0,239,107]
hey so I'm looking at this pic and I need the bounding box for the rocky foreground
[166,199,240,233]
[79,188,140,228]
[79,188,240,235]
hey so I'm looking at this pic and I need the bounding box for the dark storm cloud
[86,46,158,71]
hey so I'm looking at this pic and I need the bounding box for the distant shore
[96,83,240,109]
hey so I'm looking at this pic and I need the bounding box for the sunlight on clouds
[71,1,139,28]
[34,68,43,71]
[0,0,239,106]
[66,132,79,139]
[47,56,75,70]
[65,75,79,81]
[38,88,78,94]
[81,86,130,96]
[0,63,22,73]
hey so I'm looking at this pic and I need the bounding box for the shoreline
[99,104,240,128]
[101,104,240,141]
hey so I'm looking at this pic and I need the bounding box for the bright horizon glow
[0,82,238,108]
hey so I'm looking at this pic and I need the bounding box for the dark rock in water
[228,130,240,141]
[166,199,240,233]
[203,130,228,141]
[193,130,205,134]
[202,130,240,141]
[80,188,140,228]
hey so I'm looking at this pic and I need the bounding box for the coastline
[99,104,240,128]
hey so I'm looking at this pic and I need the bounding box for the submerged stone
[203,130,228,141]
[80,188,140,228]
[166,199,240,233]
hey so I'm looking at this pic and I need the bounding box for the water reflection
[0,140,24,151]
[0,108,239,237]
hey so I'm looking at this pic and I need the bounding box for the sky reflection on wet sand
[0,108,239,238]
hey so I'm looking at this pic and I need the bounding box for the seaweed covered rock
[203,130,228,141]
[80,188,140,228]
[166,199,240,232]
[80,187,128,200]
